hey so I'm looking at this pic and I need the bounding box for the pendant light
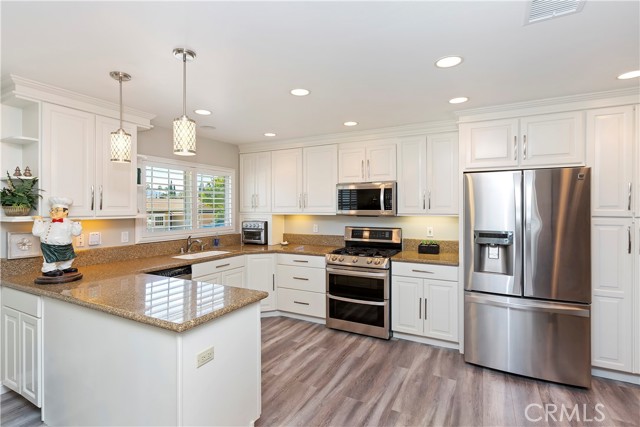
[173,48,197,156]
[109,71,132,163]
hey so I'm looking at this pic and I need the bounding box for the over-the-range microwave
[336,181,397,216]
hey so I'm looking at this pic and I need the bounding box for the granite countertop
[1,242,458,332]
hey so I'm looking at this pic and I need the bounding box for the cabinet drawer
[192,256,245,278]
[392,262,458,282]
[277,288,325,318]
[1,288,41,318]
[276,265,325,293]
[277,254,325,269]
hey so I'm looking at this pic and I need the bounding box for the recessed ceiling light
[435,56,463,68]
[343,121,358,127]
[617,70,640,80]
[449,97,469,104]
[264,132,276,137]
[194,109,211,115]
[290,88,310,96]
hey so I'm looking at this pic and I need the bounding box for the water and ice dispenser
[473,231,514,275]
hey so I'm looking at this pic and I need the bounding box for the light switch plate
[89,232,101,246]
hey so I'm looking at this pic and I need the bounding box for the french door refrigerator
[463,167,591,387]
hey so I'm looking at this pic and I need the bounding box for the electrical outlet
[196,346,214,368]
[76,234,85,247]
[89,232,101,246]
[313,224,319,233]
[121,231,129,243]
[426,227,434,237]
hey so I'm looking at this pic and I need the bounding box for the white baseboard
[391,331,460,350]
[1,384,11,395]
[592,368,640,385]
[261,310,325,325]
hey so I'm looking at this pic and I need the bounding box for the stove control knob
[352,257,359,263]
[374,259,382,265]
[366,258,373,264]
[331,255,338,261]
[338,256,345,262]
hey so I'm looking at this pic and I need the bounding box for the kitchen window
[136,157,235,242]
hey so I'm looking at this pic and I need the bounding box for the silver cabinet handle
[90,185,95,210]
[523,135,527,159]
[418,297,422,319]
[298,193,302,209]
[255,194,259,208]
[272,274,275,291]
[628,226,632,254]
[216,263,231,269]
[304,193,308,208]
[428,190,431,210]
[424,298,428,320]
[293,260,309,263]
[412,269,434,274]
[422,191,426,210]
[293,276,309,281]
[361,160,364,179]
[513,136,517,161]
[252,194,256,208]
[293,301,310,306]
[367,159,370,179]
[628,182,632,211]
[99,185,103,210]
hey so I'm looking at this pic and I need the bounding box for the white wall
[283,215,459,240]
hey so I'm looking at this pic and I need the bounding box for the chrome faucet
[186,235,205,253]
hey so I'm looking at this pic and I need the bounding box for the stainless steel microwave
[336,182,397,216]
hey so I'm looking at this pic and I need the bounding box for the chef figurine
[32,197,82,277]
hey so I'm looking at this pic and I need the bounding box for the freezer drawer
[464,292,591,387]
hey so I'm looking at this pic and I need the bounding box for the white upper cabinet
[338,140,396,183]
[461,111,585,170]
[240,152,271,213]
[587,106,634,217]
[271,145,337,214]
[41,103,138,218]
[398,133,458,215]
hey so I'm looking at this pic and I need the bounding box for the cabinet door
[460,119,519,170]
[303,145,337,213]
[193,272,221,284]
[338,146,366,183]
[591,218,633,372]
[271,149,303,213]
[95,116,138,217]
[588,106,634,217]
[1,306,20,393]
[426,133,458,215]
[424,279,458,342]
[366,142,397,182]
[246,254,276,311]
[397,136,427,214]
[20,313,41,407]
[42,103,95,217]
[221,268,245,288]
[391,275,423,335]
[254,152,272,212]
[519,111,585,167]
[240,154,257,212]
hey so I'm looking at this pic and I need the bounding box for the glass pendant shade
[173,115,196,155]
[110,128,132,162]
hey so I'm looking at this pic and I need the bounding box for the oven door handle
[328,294,386,306]
[326,266,389,279]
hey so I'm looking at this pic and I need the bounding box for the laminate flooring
[2,316,639,427]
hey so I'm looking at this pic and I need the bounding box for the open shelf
[1,136,38,145]
[0,215,35,223]
[1,176,36,181]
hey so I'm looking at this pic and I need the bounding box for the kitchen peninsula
[2,253,269,426]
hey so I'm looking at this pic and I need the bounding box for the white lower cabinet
[391,262,458,342]
[191,256,246,288]
[246,254,277,311]
[276,254,326,318]
[1,288,42,407]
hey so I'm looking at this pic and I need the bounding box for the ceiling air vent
[526,0,585,24]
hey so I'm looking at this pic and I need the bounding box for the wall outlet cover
[89,232,101,246]
[196,346,214,368]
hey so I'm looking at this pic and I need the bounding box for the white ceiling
[1,1,638,145]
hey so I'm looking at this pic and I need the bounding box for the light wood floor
[2,316,639,427]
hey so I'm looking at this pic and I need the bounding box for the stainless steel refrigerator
[463,167,591,388]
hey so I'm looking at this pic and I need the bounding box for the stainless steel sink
[172,250,230,260]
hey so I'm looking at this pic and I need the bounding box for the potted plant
[418,239,440,254]
[1,172,43,216]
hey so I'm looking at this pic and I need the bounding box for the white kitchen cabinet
[246,254,276,311]
[397,133,458,215]
[271,145,337,214]
[588,106,634,217]
[591,218,634,372]
[41,103,138,218]
[192,256,246,288]
[338,140,396,183]
[276,254,326,318]
[240,152,271,213]
[461,111,584,170]
[392,262,458,342]
[1,288,42,407]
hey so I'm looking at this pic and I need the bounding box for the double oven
[325,227,401,340]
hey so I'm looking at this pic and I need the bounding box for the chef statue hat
[49,197,73,210]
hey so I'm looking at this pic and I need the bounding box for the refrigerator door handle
[465,293,590,317]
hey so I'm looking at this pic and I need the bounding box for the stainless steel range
[325,226,402,339]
